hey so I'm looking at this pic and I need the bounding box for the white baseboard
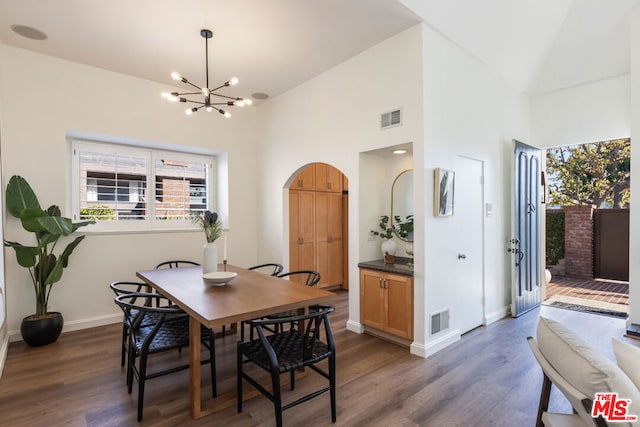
[410,341,427,358]
[8,313,122,343]
[425,328,461,357]
[485,305,509,325]
[346,319,364,334]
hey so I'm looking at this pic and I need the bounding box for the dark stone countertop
[357,258,414,277]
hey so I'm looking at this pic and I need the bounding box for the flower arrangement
[192,210,222,243]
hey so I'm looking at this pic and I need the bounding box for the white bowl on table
[202,271,237,286]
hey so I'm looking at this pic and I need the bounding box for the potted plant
[4,175,94,346]
[191,210,223,273]
[370,215,397,257]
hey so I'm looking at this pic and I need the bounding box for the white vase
[203,242,218,273]
[381,239,397,258]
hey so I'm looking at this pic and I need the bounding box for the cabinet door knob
[299,237,304,244]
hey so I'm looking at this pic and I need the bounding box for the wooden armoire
[289,163,348,289]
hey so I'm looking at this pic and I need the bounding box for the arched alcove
[285,162,349,290]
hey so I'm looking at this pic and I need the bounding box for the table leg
[189,316,202,418]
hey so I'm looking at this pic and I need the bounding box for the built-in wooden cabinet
[316,192,343,287]
[360,268,413,340]
[289,163,347,289]
[315,163,342,193]
[293,165,315,190]
[289,190,316,274]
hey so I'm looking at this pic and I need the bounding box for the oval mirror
[391,169,414,242]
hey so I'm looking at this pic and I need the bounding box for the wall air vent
[380,108,402,129]
[431,308,450,335]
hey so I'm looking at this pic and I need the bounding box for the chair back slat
[277,270,321,287]
[249,263,284,276]
[154,260,200,270]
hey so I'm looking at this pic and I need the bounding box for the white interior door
[454,156,484,334]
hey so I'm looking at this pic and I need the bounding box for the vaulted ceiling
[0,0,638,101]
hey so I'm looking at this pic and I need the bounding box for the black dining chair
[237,304,336,427]
[114,292,217,422]
[241,270,321,340]
[277,270,321,287]
[110,281,164,367]
[153,260,200,270]
[154,260,236,337]
[248,263,284,276]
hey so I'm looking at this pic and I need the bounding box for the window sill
[78,227,226,237]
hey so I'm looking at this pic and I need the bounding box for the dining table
[135,263,335,419]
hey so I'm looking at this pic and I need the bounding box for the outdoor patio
[544,275,629,317]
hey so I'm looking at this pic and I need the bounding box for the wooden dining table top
[136,264,336,328]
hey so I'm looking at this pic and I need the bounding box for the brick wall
[156,179,189,219]
[563,205,594,279]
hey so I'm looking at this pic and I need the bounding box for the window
[71,138,216,231]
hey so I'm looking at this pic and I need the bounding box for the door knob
[458,253,467,260]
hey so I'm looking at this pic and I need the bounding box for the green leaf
[37,216,74,236]
[35,254,56,285]
[38,233,59,248]
[46,205,61,217]
[20,208,48,233]
[71,220,95,232]
[60,235,85,268]
[45,258,64,285]
[5,175,41,218]
[4,241,38,267]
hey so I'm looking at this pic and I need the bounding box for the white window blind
[71,138,215,231]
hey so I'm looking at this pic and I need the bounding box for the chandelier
[161,29,252,117]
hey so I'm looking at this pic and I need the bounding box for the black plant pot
[20,312,64,347]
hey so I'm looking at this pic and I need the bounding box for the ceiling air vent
[380,108,402,129]
[431,308,450,335]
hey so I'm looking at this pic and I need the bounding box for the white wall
[531,75,631,149]
[420,23,531,355]
[256,25,425,348]
[629,9,640,327]
[0,46,260,337]
[0,36,8,372]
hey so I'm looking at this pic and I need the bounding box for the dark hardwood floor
[0,290,635,426]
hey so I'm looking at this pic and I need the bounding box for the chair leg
[237,344,243,413]
[137,353,149,422]
[330,352,336,422]
[290,370,295,391]
[121,324,128,367]
[536,373,552,427]
[271,370,283,427]
[126,346,135,393]
[209,330,217,398]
